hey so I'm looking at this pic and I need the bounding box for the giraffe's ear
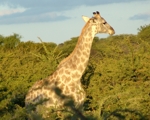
[82,16,90,23]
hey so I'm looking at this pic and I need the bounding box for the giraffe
[25,11,115,111]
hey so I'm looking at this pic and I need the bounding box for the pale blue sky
[0,0,150,44]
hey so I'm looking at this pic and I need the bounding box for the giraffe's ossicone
[25,11,115,110]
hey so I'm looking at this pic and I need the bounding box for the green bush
[83,35,150,119]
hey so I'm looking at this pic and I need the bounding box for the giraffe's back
[25,75,85,108]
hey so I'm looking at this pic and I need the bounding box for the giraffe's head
[82,11,115,35]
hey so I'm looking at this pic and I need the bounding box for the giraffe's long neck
[57,21,96,81]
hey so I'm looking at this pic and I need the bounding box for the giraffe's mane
[57,20,91,68]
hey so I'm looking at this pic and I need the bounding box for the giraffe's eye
[103,22,107,24]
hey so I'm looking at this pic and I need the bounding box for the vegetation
[0,24,150,120]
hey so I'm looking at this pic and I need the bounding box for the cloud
[130,12,150,21]
[0,12,70,24]
[0,6,70,24]
[0,9,25,16]
[0,0,147,9]
[0,0,148,24]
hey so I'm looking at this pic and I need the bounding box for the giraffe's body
[25,11,115,109]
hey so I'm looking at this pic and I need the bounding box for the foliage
[0,36,60,119]
[0,24,150,119]
[138,24,150,42]
[0,33,21,50]
[83,34,150,119]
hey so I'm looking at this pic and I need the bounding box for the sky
[0,0,150,44]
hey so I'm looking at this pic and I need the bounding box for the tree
[138,24,150,41]
[0,33,21,49]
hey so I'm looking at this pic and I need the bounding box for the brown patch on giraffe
[76,72,81,78]
[88,32,92,36]
[72,63,77,69]
[83,32,87,36]
[64,86,69,94]
[85,38,89,42]
[76,58,80,63]
[55,76,60,81]
[65,69,70,75]
[69,82,75,87]
[81,57,85,62]
[72,55,78,64]
[72,71,80,79]
[86,48,90,53]
[75,84,80,90]
[78,64,84,72]
[73,55,78,60]
[83,51,87,56]
[59,83,65,90]
[67,85,74,94]
[46,98,54,105]
[87,27,91,31]
[67,59,77,69]
[57,76,60,81]
[53,71,57,78]
[48,91,52,96]
[77,49,81,56]
[70,86,75,93]
[84,43,88,48]
[69,58,73,63]
[83,51,89,58]
[62,75,66,81]
[72,72,76,78]
[43,85,48,90]
[59,68,64,75]
[64,76,71,83]
[79,44,84,50]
